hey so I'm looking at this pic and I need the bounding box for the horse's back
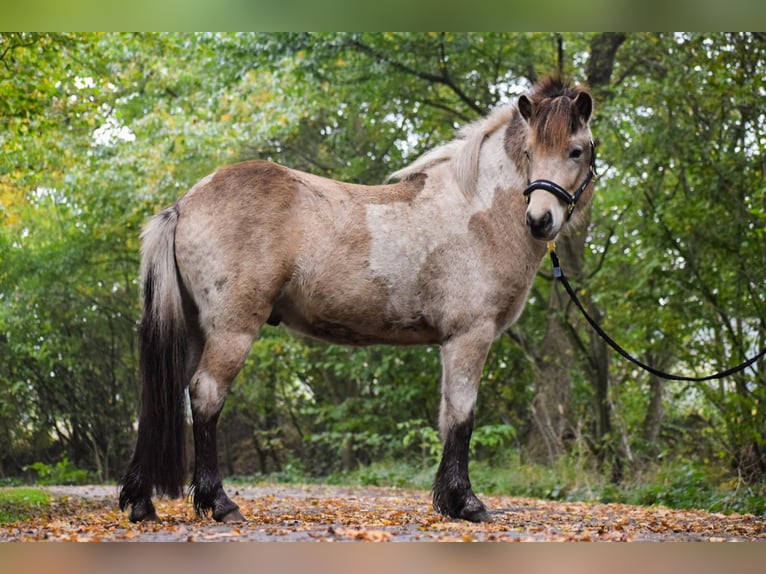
[171,160,441,345]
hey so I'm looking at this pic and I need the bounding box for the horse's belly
[287,318,438,347]
[269,291,439,347]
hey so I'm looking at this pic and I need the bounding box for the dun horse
[119,76,596,523]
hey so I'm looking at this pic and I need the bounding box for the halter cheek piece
[523,140,597,220]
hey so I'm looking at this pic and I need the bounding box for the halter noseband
[523,140,597,220]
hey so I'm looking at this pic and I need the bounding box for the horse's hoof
[215,508,246,523]
[433,487,492,523]
[128,500,161,523]
[459,498,492,523]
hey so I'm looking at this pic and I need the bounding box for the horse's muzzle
[525,210,555,240]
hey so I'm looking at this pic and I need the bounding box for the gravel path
[2,484,765,542]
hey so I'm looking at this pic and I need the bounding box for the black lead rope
[548,243,766,382]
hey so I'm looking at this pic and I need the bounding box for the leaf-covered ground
[2,484,765,542]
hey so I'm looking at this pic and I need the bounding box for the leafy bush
[623,461,766,516]
[471,424,517,461]
[26,457,92,486]
[399,419,441,467]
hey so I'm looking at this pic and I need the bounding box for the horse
[118,75,596,524]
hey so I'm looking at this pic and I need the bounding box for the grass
[238,452,766,517]
[311,451,609,503]
[4,451,764,523]
[0,488,51,525]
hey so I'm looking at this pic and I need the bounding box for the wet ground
[2,484,765,542]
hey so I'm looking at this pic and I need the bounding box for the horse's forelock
[527,76,591,151]
[531,97,577,150]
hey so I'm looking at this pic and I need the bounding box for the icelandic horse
[119,75,596,523]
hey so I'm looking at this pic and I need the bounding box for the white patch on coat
[365,123,523,315]
[189,371,223,419]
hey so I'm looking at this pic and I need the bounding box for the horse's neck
[471,130,526,207]
[467,159,548,264]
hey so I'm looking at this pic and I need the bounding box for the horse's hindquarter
[172,161,306,339]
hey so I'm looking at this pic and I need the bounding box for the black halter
[523,139,597,220]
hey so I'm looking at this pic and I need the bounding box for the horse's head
[518,78,595,241]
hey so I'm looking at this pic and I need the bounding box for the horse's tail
[119,205,188,508]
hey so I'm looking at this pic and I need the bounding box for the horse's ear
[518,95,533,122]
[573,91,592,124]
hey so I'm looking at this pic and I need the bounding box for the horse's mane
[388,105,517,197]
[388,75,586,198]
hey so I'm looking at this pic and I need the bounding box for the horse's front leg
[432,324,494,523]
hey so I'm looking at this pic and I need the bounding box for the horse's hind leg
[432,324,494,523]
[189,329,256,522]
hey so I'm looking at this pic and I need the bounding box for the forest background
[1,32,765,514]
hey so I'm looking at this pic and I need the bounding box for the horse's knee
[190,332,255,418]
[190,370,226,419]
[438,326,493,434]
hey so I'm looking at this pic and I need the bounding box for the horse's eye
[569,147,583,160]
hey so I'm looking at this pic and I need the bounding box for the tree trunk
[642,374,664,445]
[525,226,586,463]
[524,32,626,466]
[587,298,619,480]
[584,33,627,482]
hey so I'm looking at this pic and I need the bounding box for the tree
[584,32,766,480]
[2,33,764,490]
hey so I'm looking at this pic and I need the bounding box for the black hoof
[215,508,246,523]
[433,487,492,523]
[457,494,492,523]
[128,499,160,523]
[193,484,243,522]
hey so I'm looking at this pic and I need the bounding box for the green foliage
[1,33,764,505]
[628,462,720,510]
[26,457,93,486]
[328,460,437,490]
[0,488,51,524]
[622,461,766,516]
[400,419,441,467]
[471,424,517,461]
[469,449,606,503]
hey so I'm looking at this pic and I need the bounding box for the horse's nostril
[527,211,553,239]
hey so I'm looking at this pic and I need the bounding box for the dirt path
[2,484,765,541]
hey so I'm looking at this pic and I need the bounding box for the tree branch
[346,37,485,116]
